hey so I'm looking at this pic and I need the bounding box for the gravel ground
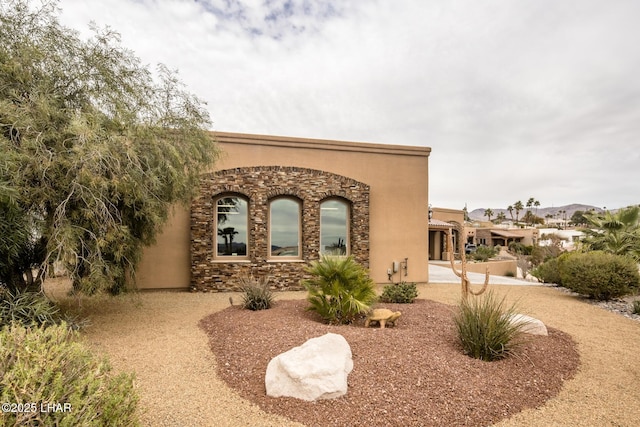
[201,299,578,427]
[49,281,640,426]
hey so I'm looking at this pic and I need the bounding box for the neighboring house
[134,132,431,291]
[429,207,465,260]
[475,227,539,247]
[538,228,584,251]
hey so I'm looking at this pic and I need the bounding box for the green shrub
[469,245,498,262]
[0,289,80,328]
[380,282,418,303]
[238,275,274,311]
[453,291,529,361]
[0,322,139,426]
[531,255,565,285]
[632,300,640,315]
[560,251,640,300]
[508,242,532,255]
[303,256,377,325]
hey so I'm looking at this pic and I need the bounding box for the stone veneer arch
[190,166,370,291]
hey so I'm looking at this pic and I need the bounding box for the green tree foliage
[522,211,544,226]
[570,210,588,227]
[483,208,493,222]
[303,256,377,325]
[582,206,640,261]
[0,1,220,293]
[513,201,524,223]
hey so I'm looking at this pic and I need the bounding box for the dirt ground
[48,281,640,426]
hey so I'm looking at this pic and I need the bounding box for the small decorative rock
[365,308,402,328]
[265,333,353,401]
[508,314,548,336]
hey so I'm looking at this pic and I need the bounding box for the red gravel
[200,298,579,427]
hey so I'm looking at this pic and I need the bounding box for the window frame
[213,194,250,261]
[319,198,350,257]
[268,196,302,261]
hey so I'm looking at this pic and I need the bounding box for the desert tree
[0,0,220,293]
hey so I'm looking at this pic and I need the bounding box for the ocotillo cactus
[446,232,489,300]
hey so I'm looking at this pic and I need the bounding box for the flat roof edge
[212,131,431,157]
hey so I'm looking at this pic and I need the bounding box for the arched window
[215,195,248,258]
[320,199,349,256]
[269,197,301,259]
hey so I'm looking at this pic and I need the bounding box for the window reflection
[216,197,248,256]
[270,198,300,257]
[320,199,348,256]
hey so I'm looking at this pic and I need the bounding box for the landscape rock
[508,314,548,336]
[265,332,353,401]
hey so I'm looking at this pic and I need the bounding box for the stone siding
[191,166,370,291]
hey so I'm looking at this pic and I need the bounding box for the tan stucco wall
[135,132,431,290]
[431,207,464,225]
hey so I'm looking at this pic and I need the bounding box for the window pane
[270,198,300,257]
[320,200,348,255]
[216,197,248,256]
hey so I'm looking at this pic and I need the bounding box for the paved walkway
[429,263,540,285]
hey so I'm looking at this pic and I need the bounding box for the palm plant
[484,208,494,222]
[302,256,377,325]
[582,206,640,261]
[513,201,524,223]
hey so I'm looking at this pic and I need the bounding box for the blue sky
[56,0,640,211]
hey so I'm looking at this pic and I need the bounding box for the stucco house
[134,132,431,291]
[428,207,465,261]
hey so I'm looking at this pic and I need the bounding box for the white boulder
[509,314,548,336]
[265,333,353,401]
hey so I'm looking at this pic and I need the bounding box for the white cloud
[56,0,640,210]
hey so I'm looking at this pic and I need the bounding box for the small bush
[531,256,565,285]
[469,245,498,262]
[238,275,274,311]
[0,322,139,426]
[303,256,377,325]
[453,291,529,361]
[509,242,533,256]
[380,282,418,303]
[560,251,640,300]
[632,300,640,315]
[0,289,80,328]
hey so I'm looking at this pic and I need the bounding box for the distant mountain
[468,204,604,221]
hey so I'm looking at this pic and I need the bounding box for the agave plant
[302,256,377,325]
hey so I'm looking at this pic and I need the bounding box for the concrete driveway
[428,263,540,285]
